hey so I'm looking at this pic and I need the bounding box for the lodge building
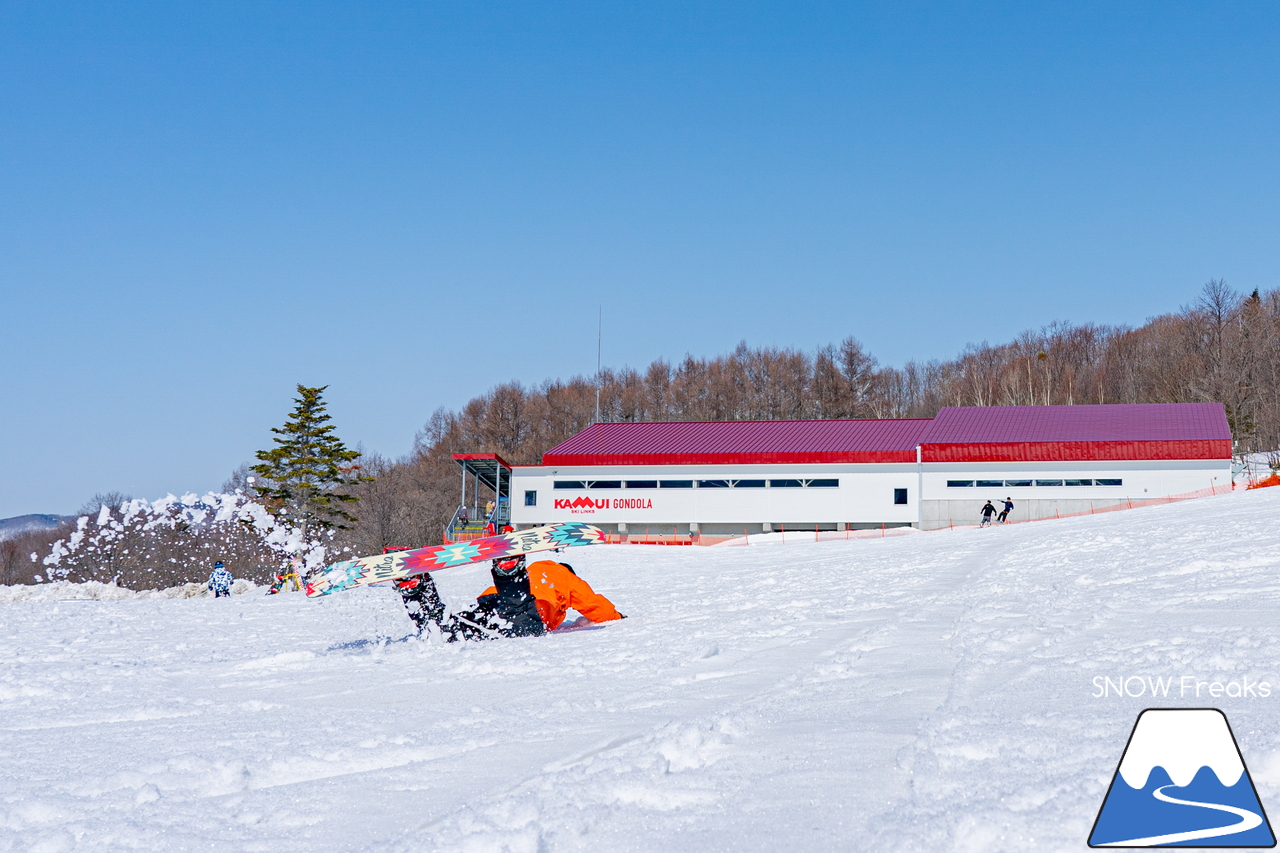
[453,403,1233,539]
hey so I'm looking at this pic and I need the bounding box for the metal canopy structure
[446,454,513,543]
[453,453,513,495]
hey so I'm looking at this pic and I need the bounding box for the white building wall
[919,458,1231,529]
[510,463,919,530]
[510,457,1231,532]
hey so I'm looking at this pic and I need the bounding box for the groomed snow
[0,579,258,603]
[4,488,1280,852]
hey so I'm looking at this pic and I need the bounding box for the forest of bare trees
[7,280,1278,587]
[333,280,1280,555]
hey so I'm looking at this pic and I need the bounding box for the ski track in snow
[3,489,1280,851]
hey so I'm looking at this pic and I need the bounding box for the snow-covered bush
[38,492,336,589]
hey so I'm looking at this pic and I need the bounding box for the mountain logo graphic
[1089,708,1275,848]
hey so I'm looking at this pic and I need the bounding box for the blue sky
[2,2,1278,517]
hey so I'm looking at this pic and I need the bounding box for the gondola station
[452,403,1233,542]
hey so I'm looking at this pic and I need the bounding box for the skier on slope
[980,500,997,527]
[207,561,234,597]
[997,497,1014,524]
[396,555,624,641]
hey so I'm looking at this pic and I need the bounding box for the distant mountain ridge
[0,514,73,540]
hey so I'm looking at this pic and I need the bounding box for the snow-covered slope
[3,488,1280,852]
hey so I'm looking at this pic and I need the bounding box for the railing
[446,521,492,542]
[443,503,512,544]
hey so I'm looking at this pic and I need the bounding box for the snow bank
[3,488,1280,852]
[0,578,259,603]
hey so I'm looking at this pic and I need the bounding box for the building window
[698,479,730,488]
[660,480,694,489]
[524,490,537,507]
[554,481,586,489]
[807,479,839,488]
[769,479,803,488]
[589,481,622,489]
[949,477,1121,488]
[736,480,767,488]
[894,488,908,505]
[625,481,658,489]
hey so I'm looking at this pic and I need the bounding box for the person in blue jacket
[208,561,234,597]
[998,497,1014,524]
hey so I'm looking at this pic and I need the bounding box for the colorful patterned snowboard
[304,522,606,597]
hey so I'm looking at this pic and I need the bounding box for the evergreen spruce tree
[251,385,368,534]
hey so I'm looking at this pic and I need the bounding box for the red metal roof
[540,419,933,466]
[918,403,1231,462]
[452,452,512,469]
[537,404,1232,466]
[920,403,1230,443]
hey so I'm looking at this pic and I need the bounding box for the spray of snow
[37,492,329,581]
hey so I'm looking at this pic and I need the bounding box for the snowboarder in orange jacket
[397,555,623,640]
[477,559,623,631]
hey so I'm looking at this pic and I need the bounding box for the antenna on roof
[595,305,602,424]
